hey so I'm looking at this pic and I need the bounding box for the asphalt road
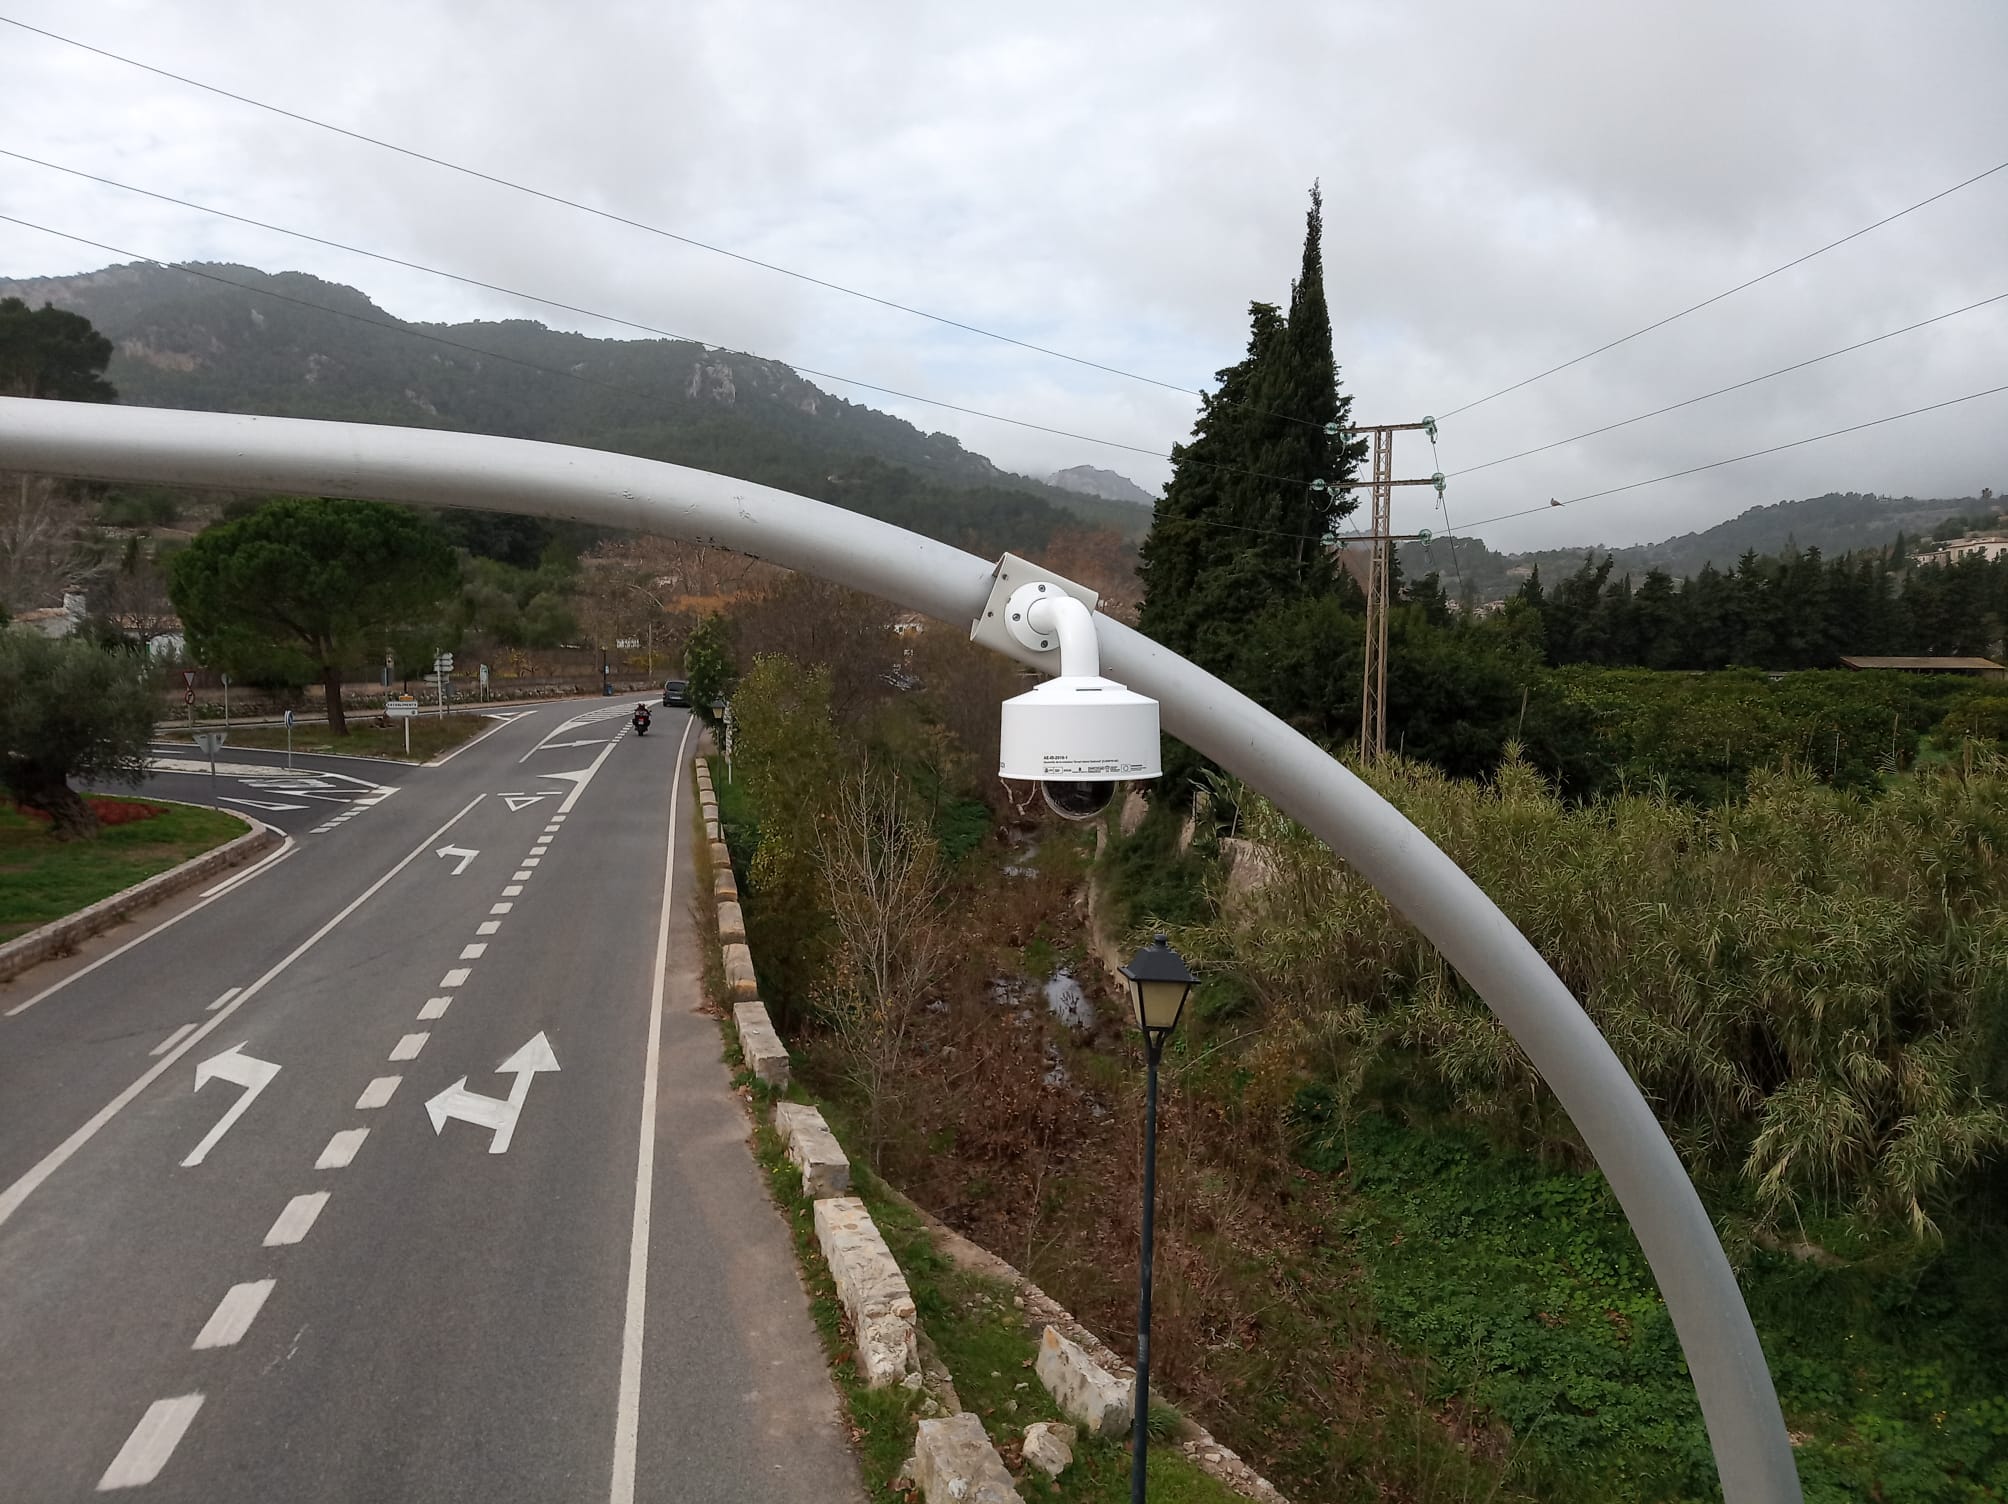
[0,698,863,1503]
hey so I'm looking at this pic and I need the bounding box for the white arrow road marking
[181,1044,280,1167]
[98,1394,203,1490]
[425,1032,560,1154]
[435,844,478,875]
[192,1279,275,1350]
[217,796,312,812]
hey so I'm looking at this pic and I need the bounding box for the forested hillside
[0,260,1148,546]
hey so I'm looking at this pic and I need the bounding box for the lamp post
[625,582,665,681]
[1119,934,1196,1503]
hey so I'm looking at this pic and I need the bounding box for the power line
[1451,288,2008,477]
[1439,156,2008,420]
[0,11,1300,424]
[1454,381,2008,533]
[0,151,1315,490]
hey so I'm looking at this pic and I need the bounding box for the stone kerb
[904,1413,1023,1503]
[708,839,731,872]
[813,1196,918,1386]
[716,899,747,945]
[773,1102,851,1198]
[722,942,759,998]
[733,999,790,1087]
[713,867,738,900]
[1035,1325,1131,1437]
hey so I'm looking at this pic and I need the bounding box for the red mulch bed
[12,797,169,827]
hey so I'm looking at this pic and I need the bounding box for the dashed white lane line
[551,814,566,822]
[315,1129,368,1170]
[459,943,487,960]
[264,1192,328,1247]
[490,902,513,915]
[441,967,471,988]
[97,1393,203,1490]
[205,987,241,1013]
[149,1023,197,1057]
[418,996,452,1021]
[356,1076,401,1109]
[389,1034,428,1063]
[511,870,531,882]
[502,884,523,896]
[192,1279,275,1350]
[533,836,552,847]
[476,920,500,936]
[543,824,561,833]
[521,858,540,868]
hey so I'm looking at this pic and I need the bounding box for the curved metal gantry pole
[0,398,1801,1502]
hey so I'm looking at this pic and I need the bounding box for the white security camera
[993,581,1160,820]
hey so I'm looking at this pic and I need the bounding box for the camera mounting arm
[1005,582,1100,678]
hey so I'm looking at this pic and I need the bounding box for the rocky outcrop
[1022,1420,1075,1478]
[1035,1325,1131,1437]
[903,1414,1023,1503]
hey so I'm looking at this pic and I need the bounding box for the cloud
[2,0,2004,555]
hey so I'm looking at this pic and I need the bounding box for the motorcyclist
[632,702,652,736]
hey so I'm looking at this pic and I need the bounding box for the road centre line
[419,996,452,1021]
[191,1279,274,1350]
[5,835,297,1017]
[389,1033,428,1062]
[0,798,485,1232]
[263,1192,327,1247]
[97,1393,203,1491]
[315,1129,368,1170]
[149,1023,197,1057]
[610,715,696,1504]
[356,1076,401,1109]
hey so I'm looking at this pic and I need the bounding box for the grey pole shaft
[0,399,1799,1503]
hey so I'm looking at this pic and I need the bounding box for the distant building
[1913,534,2008,567]
[12,590,87,639]
[1840,655,2007,679]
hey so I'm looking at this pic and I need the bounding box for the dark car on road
[662,679,690,706]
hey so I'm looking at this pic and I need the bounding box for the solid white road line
[441,967,471,988]
[389,1033,428,1062]
[198,839,297,898]
[609,715,695,1504]
[149,1023,197,1058]
[0,798,485,1233]
[5,835,296,1017]
[418,996,452,1021]
[315,1129,368,1170]
[459,943,487,959]
[425,710,519,768]
[560,733,626,816]
[97,1393,203,1490]
[263,1191,328,1247]
[205,987,241,1012]
[356,1076,401,1109]
[192,1279,274,1350]
[477,920,500,936]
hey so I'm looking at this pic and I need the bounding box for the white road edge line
[609,715,695,1504]
[0,797,486,1232]
[263,1191,328,1247]
[191,1278,275,1350]
[5,832,295,1017]
[198,837,295,897]
[97,1393,204,1490]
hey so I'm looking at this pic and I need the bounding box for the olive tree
[0,631,154,839]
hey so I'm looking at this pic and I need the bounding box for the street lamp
[625,583,665,681]
[1118,933,1196,1504]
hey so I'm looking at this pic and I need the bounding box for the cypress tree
[1139,185,1365,682]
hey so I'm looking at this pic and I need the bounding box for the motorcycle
[632,705,652,737]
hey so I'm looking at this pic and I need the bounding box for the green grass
[0,798,245,942]
[158,712,493,762]
[1298,1103,2008,1503]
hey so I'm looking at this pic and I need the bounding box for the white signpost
[386,695,419,754]
[434,652,454,717]
[192,729,227,805]
[284,707,295,770]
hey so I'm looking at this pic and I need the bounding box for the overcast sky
[2,0,2004,553]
